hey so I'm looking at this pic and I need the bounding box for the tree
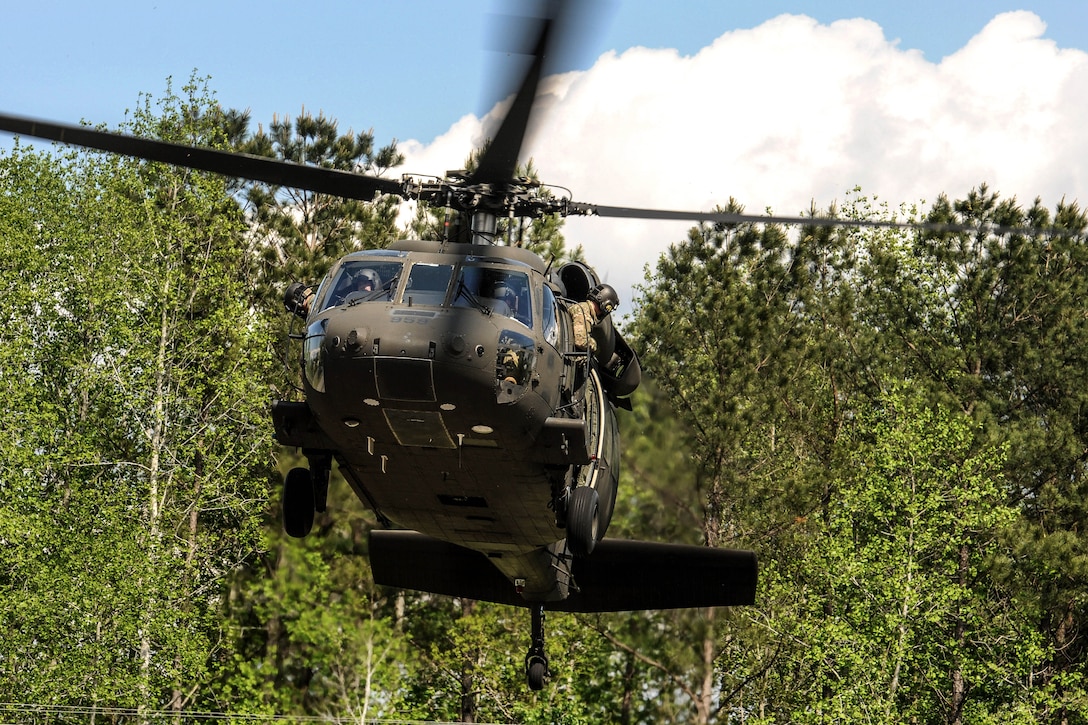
[229,108,405,311]
[859,186,1088,721]
[627,201,842,723]
[627,189,1079,721]
[783,386,1023,723]
[0,77,273,716]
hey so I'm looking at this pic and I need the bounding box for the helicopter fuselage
[274,239,625,601]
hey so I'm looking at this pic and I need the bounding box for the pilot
[493,284,518,317]
[496,276,533,325]
[571,283,619,352]
[332,266,382,306]
[356,268,381,292]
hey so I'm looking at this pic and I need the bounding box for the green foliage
[631,188,1088,722]
[630,198,853,552]
[230,108,405,310]
[0,77,273,714]
[782,386,1023,722]
[855,186,1088,722]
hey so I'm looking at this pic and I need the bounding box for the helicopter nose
[316,312,479,395]
[375,356,437,402]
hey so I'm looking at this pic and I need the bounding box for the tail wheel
[567,486,600,557]
[527,659,547,691]
[525,605,549,691]
[282,466,315,538]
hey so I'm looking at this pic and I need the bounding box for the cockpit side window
[454,266,532,328]
[542,284,558,346]
[320,259,403,311]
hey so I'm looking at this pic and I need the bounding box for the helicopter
[0,3,774,692]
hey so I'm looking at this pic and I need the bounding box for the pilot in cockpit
[493,275,532,326]
[352,268,381,294]
[328,266,382,307]
[493,284,517,317]
[283,266,385,318]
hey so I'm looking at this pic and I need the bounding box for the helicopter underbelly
[309,351,568,555]
[342,446,561,553]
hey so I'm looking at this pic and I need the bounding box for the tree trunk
[460,598,478,723]
[140,281,173,723]
[620,651,636,725]
[947,544,969,725]
[694,607,717,725]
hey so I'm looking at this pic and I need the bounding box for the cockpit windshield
[320,257,404,311]
[454,265,532,328]
[402,263,454,306]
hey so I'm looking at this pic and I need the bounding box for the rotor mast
[470,210,499,245]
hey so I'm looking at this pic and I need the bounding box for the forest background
[3,80,1088,724]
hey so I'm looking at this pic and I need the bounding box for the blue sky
[5,1,1084,145]
[4,1,1088,305]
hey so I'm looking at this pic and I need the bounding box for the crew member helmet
[588,283,619,316]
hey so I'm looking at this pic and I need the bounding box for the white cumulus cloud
[400,11,1088,311]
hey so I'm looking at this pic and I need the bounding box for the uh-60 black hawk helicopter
[0,2,775,691]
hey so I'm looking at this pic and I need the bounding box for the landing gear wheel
[527,659,547,691]
[567,486,600,557]
[282,466,315,538]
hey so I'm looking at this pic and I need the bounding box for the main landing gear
[556,364,608,558]
[566,485,600,557]
[525,605,549,691]
[550,468,602,558]
[282,453,331,538]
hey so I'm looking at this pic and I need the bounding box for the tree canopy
[4,79,1088,724]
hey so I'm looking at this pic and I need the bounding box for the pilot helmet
[355,267,382,291]
[588,283,619,316]
[494,284,518,309]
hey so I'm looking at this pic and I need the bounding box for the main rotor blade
[0,113,404,201]
[569,201,1059,237]
[470,2,564,186]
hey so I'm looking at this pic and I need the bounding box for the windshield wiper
[352,274,399,305]
[456,280,493,317]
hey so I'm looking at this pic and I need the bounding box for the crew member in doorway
[571,283,619,353]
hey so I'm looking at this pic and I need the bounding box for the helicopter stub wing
[368,529,757,612]
[271,400,339,450]
[558,538,757,612]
